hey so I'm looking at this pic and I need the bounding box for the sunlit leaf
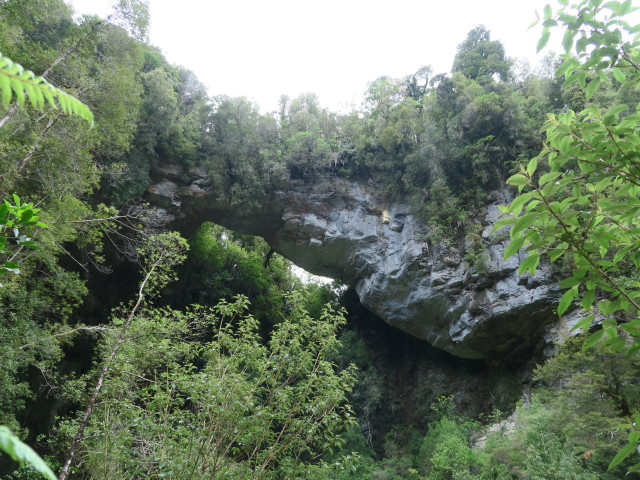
[558,288,577,316]
[585,76,602,100]
[563,29,575,52]
[538,28,551,52]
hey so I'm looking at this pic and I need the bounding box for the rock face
[148,168,562,359]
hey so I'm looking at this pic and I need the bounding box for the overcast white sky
[71,0,555,112]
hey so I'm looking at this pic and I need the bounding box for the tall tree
[452,25,512,84]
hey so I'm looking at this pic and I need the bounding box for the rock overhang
[147,168,563,360]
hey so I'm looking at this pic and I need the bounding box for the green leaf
[620,319,640,335]
[10,77,25,105]
[613,245,633,265]
[606,103,629,116]
[538,28,551,52]
[0,72,10,106]
[519,252,540,276]
[613,67,627,83]
[508,191,535,216]
[594,176,613,193]
[620,0,632,14]
[583,328,605,350]
[548,248,566,262]
[605,336,626,353]
[0,52,93,125]
[571,313,595,332]
[491,217,517,233]
[556,59,576,77]
[585,76,602,100]
[604,1,622,14]
[581,289,596,310]
[526,157,538,176]
[510,212,538,239]
[577,35,589,54]
[608,440,638,470]
[539,171,562,186]
[20,210,33,223]
[0,426,57,480]
[504,235,526,259]
[506,173,529,187]
[558,288,577,316]
[563,29,575,52]
[525,200,541,212]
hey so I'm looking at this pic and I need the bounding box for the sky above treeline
[71,0,556,112]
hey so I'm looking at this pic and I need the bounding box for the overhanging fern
[0,52,93,125]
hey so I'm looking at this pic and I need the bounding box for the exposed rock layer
[148,167,562,359]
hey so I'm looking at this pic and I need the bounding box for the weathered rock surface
[148,169,562,359]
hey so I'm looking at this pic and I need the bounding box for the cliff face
[148,167,563,359]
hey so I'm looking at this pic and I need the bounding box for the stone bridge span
[147,165,566,360]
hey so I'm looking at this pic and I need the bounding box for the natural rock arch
[147,165,568,360]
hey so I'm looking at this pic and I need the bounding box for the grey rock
[152,175,563,359]
[154,163,183,180]
[146,180,178,208]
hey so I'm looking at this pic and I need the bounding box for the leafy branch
[57,233,188,480]
[0,195,48,286]
[497,0,640,472]
[0,52,93,125]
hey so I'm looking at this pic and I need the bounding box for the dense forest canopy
[1,0,640,478]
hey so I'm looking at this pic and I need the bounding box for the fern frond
[0,426,57,480]
[0,52,93,126]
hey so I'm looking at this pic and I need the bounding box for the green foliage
[137,231,189,295]
[4,3,640,480]
[176,222,297,324]
[480,337,638,479]
[205,95,287,206]
[53,231,189,480]
[0,52,93,124]
[500,0,640,340]
[111,0,150,41]
[66,294,357,479]
[419,178,467,241]
[419,396,481,480]
[0,427,56,480]
[286,130,333,183]
[483,419,598,480]
[452,26,512,83]
[464,223,489,274]
[497,0,640,470]
[0,195,48,284]
[344,26,551,248]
